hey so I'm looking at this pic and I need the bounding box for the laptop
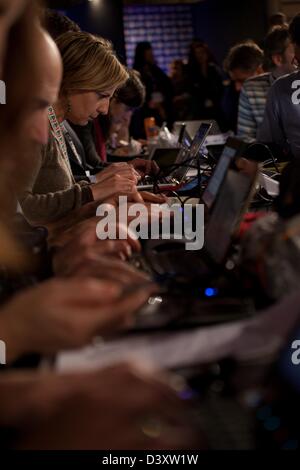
[204,161,258,266]
[144,126,192,171]
[129,160,258,331]
[167,137,249,215]
[173,120,221,138]
[138,122,212,191]
[202,137,248,213]
[143,160,258,277]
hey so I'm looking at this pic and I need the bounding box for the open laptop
[169,137,249,215]
[129,159,258,331]
[143,127,192,173]
[144,160,258,277]
[201,137,248,213]
[204,161,258,266]
[138,122,212,191]
[173,120,221,138]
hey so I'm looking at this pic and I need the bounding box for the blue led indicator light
[205,288,218,297]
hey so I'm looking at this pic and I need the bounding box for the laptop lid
[174,120,221,138]
[149,147,181,174]
[171,122,212,183]
[202,137,248,211]
[148,127,192,176]
[204,160,258,265]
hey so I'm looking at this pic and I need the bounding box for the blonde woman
[18,32,142,226]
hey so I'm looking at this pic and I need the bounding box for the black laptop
[138,122,212,191]
[202,137,248,213]
[129,159,258,331]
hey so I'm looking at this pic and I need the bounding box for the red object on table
[238,212,268,238]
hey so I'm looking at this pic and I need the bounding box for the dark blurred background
[45,0,300,70]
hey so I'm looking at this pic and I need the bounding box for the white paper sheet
[56,291,300,373]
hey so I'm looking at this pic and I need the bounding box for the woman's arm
[17,137,93,226]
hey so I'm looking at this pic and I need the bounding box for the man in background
[222,41,264,132]
[238,26,295,141]
[257,14,300,159]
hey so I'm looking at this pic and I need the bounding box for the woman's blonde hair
[55,31,129,95]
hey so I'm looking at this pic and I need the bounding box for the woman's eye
[96,92,111,100]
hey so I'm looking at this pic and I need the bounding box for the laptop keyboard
[138,174,175,187]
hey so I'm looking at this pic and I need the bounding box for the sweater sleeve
[18,138,94,226]
[237,87,257,141]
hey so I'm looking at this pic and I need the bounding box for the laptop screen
[202,137,248,211]
[182,130,192,149]
[174,120,221,138]
[150,148,181,174]
[204,165,257,265]
[189,122,212,159]
[202,145,236,210]
[172,123,212,182]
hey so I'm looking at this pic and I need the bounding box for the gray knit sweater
[18,133,93,226]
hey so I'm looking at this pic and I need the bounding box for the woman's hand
[130,158,160,177]
[91,174,143,203]
[95,163,140,184]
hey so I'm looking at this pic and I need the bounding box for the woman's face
[0,0,27,76]
[68,87,117,125]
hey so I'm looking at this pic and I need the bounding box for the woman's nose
[98,98,110,116]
